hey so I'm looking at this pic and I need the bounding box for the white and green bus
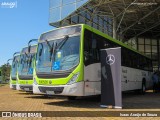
[10,52,20,89]
[33,24,153,99]
[16,44,37,92]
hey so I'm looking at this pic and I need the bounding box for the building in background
[49,0,160,71]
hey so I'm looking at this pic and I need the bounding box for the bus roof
[21,44,37,50]
[20,44,37,54]
[82,24,151,60]
[38,24,151,60]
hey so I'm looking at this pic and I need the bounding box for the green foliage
[0,64,11,81]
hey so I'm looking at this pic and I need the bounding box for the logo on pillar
[106,54,115,65]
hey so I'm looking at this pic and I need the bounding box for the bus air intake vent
[38,87,64,94]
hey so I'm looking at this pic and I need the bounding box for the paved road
[0,85,160,120]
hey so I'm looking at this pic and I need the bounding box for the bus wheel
[68,96,76,100]
[141,82,146,94]
[44,94,49,98]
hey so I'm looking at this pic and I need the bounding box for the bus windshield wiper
[24,53,30,65]
[52,35,69,62]
[38,43,44,57]
[13,60,18,68]
[56,35,69,51]
[45,39,55,61]
[22,52,29,64]
[20,54,26,64]
[25,52,29,58]
[28,54,33,68]
[45,40,52,50]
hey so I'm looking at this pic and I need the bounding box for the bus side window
[139,56,148,70]
[123,49,130,67]
[144,58,149,71]
[84,30,92,66]
[84,30,100,66]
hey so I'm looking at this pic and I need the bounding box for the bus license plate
[24,88,29,91]
[46,91,54,95]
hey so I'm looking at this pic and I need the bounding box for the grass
[0,83,8,87]
[0,84,5,87]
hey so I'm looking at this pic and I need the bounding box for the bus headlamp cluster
[67,72,79,85]
[33,77,38,85]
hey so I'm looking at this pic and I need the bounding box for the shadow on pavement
[24,95,66,100]
[44,91,160,109]
[44,96,101,109]
[17,92,34,95]
[122,91,160,109]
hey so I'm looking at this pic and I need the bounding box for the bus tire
[68,96,76,100]
[141,80,146,94]
[44,94,49,98]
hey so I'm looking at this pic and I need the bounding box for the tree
[0,64,11,81]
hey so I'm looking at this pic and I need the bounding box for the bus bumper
[19,85,33,92]
[33,83,45,94]
[10,83,13,89]
[10,84,16,90]
[16,84,22,90]
[33,82,84,96]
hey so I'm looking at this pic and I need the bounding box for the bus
[33,24,153,99]
[17,44,37,92]
[10,52,20,89]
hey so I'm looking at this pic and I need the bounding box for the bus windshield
[18,53,35,76]
[11,56,19,78]
[36,35,80,72]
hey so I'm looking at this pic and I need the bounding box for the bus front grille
[20,85,33,91]
[38,86,64,94]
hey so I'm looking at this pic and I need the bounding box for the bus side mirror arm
[39,49,42,57]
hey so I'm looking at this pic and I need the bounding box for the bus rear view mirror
[13,63,15,68]
[7,63,9,67]
[28,45,31,53]
[39,49,42,57]
[13,57,15,62]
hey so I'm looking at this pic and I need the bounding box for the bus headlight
[67,72,79,85]
[34,77,38,85]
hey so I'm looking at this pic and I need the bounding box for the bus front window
[11,56,19,78]
[36,35,80,72]
[18,53,34,76]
